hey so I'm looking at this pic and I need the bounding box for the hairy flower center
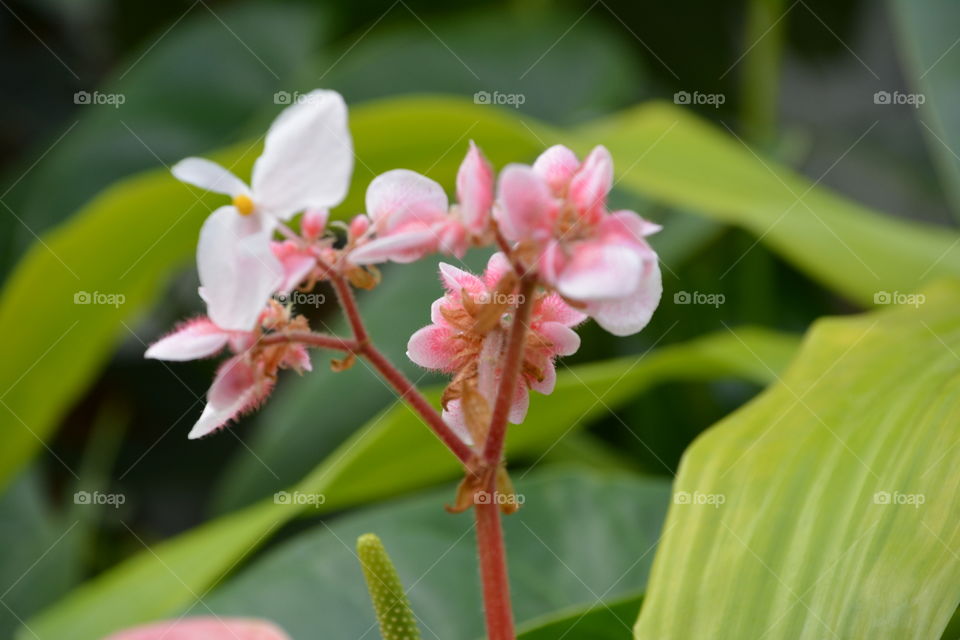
[233,194,255,216]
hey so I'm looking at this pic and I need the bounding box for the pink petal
[438,262,485,295]
[281,344,312,373]
[407,324,461,372]
[529,359,557,395]
[441,401,474,446]
[508,383,529,424]
[189,356,273,439]
[494,165,556,243]
[532,145,580,194]
[568,145,613,218]
[602,210,661,244]
[104,617,290,640]
[535,291,587,327]
[556,241,643,301]
[456,141,494,234]
[365,169,448,231]
[585,258,662,336]
[481,252,513,289]
[145,318,231,361]
[537,321,581,357]
[271,241,317,294]
[301,208,329,239]
[348,228,438,265]
[437,220,468,258]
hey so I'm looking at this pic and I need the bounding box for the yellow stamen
[233,194,255,216]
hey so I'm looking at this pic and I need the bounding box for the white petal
[172,158,248,197]
[587,259,662,336]
[365,169,448,229]
[347,228,438,265]
[197,206,283,331]
[252,89,354,219]
[556,242,642,301]
[145,319,230,361]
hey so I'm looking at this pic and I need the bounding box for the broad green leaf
[23,327,797,640]
[635,280,960,639]
[577,102,960,305]
[0,470,81,638]
[199,470,668,640]
[517,593,643,640]
[890,0,960,221]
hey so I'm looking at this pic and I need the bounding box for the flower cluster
[147,88,662,441]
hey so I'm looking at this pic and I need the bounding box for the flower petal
[508,384,529,424]
[441,401,474,446]
[104,617,291,640]
[407,324,460,371]
[189,356,273,439]
[348,228,438,265]
[568,145,613,217]
[456,141,494,234]
[602,210,661,243]
[271,240,317,294]
[535,291,587,327]
[145,317,231,361]
[538,321,581,357]
[171,158,248,197]
[197,206,284,331]
[556,241,642,301]
[365,169,448,230]
[532,144,580,193]
[481,252,513,289]
[585,258,662,336]
[494,164,556,242]
[529,359,557,395]
[439,262,485,294]
[252,89,354,219]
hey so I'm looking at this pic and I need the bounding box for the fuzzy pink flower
[145,305,310,439]
[349,141,494,265]
[104,617,290,640]
[407,253,584,444]
[495,144,662,336]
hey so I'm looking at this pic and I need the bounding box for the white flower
[172,89,354,330]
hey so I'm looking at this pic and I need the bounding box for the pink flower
[495,144,662,336]
[104,617,290,640]
[172,89,353,331]
[145,305,310,439]
[349,141,494,265]
[407,253,584,444]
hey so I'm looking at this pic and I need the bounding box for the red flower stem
[360,340,476,466]
[327,271,476,468]
[259,331,358,352]
[475,492,516,640]
[482,276,537,466]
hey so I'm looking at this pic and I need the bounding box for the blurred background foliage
[1,0,957,637]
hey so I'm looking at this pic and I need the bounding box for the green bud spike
[356,533,422,640]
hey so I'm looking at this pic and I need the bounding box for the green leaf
[890,0,960,221]
[23,327,797,640]
[634,280,960,639]
[577,102,960,305]
[516,593,643,639]
[197,470,668,640]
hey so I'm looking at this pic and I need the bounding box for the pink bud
[302,208,329,240]
[349,213,371,239]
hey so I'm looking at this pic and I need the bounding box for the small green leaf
[357,534,422,640]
